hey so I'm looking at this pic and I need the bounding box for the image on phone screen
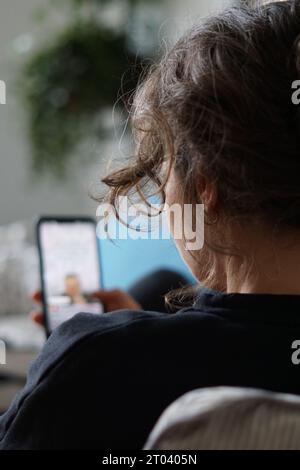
[39,220,103,333]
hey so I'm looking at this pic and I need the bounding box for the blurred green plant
[19,0,159,177]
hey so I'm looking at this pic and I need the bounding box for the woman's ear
[199,177,218,212]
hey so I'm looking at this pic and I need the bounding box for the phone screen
[38,219,103,333]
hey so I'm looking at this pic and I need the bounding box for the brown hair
[101,1,300,291]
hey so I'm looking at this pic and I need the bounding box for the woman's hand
[31,289,142,326]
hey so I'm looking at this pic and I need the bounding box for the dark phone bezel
[36,215,103,338]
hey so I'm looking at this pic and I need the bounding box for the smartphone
[37,216,104,336]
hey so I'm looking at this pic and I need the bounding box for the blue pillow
[99,237,194,290]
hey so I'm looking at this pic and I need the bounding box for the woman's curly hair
[100,1,300,294]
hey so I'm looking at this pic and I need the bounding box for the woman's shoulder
[23,306,223,396]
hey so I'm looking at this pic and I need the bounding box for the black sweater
[1,288,300,449]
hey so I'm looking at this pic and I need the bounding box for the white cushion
[145,387,300,450]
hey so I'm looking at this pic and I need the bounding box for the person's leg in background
[128,269,191,313]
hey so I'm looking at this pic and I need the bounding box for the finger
[92,289,122,301]
[32,291,42,303]
[30,310,44,326]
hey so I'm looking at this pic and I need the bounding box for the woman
[1,0,300,449]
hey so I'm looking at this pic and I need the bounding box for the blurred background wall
[0,0,97,225]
